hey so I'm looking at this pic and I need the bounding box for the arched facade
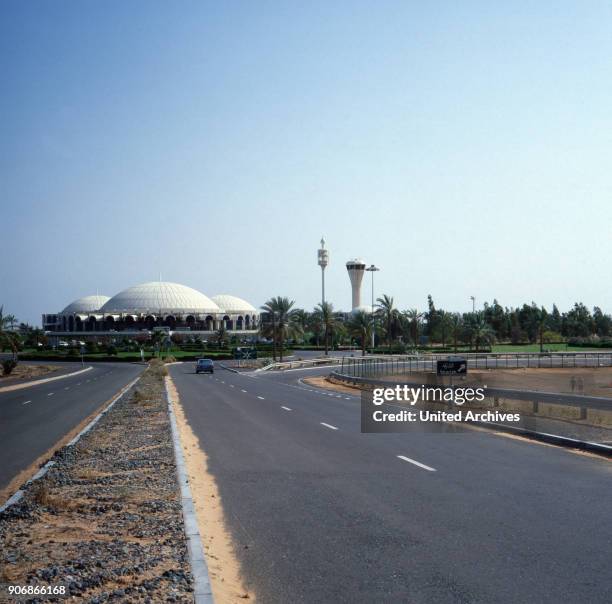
[43,283,260,336]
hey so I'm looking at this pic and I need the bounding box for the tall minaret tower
[346,258,366,311]
[317,237,329,307]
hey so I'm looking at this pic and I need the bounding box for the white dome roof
[100,282,220,315]
[62,295,110,314]
[211,294,257,314]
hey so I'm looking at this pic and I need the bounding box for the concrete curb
[165,377,214,604]
[0,365,93,393]
[0,375,141,514]
[217,363,239,373]
[476,420,612,457]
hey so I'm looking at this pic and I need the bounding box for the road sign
[233,347,258,360]
[436,359,467,376]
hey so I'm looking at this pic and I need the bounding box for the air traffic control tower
[346,259,366,311]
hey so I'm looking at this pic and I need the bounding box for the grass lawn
[490,343,610,353]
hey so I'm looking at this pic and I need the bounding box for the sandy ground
[0,364,62,383]
[302,375,358,394]
[167,377,253,603]
[443,367,612,397]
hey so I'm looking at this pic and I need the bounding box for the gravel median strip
[0,360,196,603]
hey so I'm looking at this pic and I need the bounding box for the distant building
[42,281,259,340]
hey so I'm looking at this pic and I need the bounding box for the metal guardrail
[257,357,344,371]
[340,352,612,378]
[330,371,612,412]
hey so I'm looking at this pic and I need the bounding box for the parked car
[195,358,214,374]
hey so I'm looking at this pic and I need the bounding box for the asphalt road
[170,363,612,604]
[0,362,144,492]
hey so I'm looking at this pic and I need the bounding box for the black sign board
[233,347,258,360]
[436,359,467,376]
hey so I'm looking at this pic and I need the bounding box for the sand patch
[166,377,253,602]
[302,375,359,394]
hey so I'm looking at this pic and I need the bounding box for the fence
[340,352,612,379]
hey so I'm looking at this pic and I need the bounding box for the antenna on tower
[318,237,329,307]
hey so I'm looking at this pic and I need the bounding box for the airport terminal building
[42,281,259,340]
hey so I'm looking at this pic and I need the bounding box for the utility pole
[366,265,380,352]
[317,237,329,308]
[470,296,476,313]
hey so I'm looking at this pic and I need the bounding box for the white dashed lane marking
[23,400,31,405]
[257,396,264,400]
[281,406,292,411]
[397,455,436,472]
[47,393,54,397]
[320,422,338,430]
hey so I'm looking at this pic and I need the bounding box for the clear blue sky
[1,1,611,325]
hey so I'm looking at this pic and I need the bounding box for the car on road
[195,358,214,374]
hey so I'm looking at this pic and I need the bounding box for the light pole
[470,296,476,313]
[317,237,329,308]
[365,265,380,352]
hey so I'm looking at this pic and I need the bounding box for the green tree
[402,309,424,347]
[312,302,339,355]
[467,313,496,351]
[347,310,371,356]
[376,295,400,351]
[260,297,301,362]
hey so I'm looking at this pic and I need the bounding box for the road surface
[169,362,612,603]
[0,362,144,492]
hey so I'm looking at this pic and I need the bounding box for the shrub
[107,345,118,356]
[2,359,17,375]
[164,355,177,363]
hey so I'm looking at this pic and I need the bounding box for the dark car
[195,358,214,374]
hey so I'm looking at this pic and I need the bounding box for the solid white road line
[23,400,31,405]
[320,422,339,430]
[281,406,292,411]
[257,396,264,400]
[397,455,436,472]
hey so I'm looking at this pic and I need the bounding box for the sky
[1,1,611,325]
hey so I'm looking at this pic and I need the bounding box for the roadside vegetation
[3,296,612,366]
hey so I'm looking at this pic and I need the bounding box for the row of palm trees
[259,295,498,359]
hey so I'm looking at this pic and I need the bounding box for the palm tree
[291,309,310,345]
[312,302,339,355]
[214,324,227,348]
[0,306,20,360]
[449,313,463,353]
[260,297,301,362]
[150,330,165,358]
[376,295,399,351]
[347,311,371,356]
[468,313,496,352]
[402,309,425,347]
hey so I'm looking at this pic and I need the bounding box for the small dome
[62,295,110,314]
[211,294,257,314]
[100,282,220,314]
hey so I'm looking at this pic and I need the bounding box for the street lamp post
[365,265,380,352]
[470,296,476,313]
